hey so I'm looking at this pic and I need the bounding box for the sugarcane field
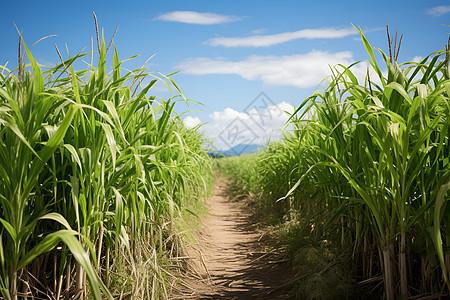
[0,2,449,299]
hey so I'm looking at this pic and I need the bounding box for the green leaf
[21,37,44,96]
[100,122,117,168]
[0,218,17,244]
[63,144,83,171]
[385,82,412,105]
[40,213,72,230]
[24,105,79,197]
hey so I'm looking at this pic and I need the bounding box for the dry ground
[171,179,295,300]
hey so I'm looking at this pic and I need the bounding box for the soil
[171,178,295,300]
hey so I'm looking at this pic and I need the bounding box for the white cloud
[155,11,242,25]
[176,50,369,88]
[202,102,295,149]
[250,28,267,35]
[206,27,357,47]
[426,5,450,17]
[210,107,250,121]
[183,116,201,129]
[412,56,423,62]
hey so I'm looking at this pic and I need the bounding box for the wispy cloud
[176,50,368,88]
[206,27,357,47]
[155,11,242,25]
[250,28,267,35]
[426,5,450,17]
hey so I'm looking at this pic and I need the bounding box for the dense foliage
[222,29,449,299]
[0,29,212,299]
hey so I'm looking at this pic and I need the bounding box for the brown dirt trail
[171,179,295,299]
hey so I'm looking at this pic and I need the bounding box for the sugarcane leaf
[0,218,17,244]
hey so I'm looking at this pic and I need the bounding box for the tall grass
[222,28,449,299]
[0,21,211,299]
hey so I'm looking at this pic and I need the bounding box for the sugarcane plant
[0,15,211,299]
[220,26,449,299]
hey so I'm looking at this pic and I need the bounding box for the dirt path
[171,179,295,299]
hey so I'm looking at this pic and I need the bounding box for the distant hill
[207,144,263,157]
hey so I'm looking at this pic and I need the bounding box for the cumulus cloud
[203,101,295,149]
[155,11,242,25]
[206,27,357,47]
[176,50,369,88]
[426,6,450,17]
[183,116,201,129]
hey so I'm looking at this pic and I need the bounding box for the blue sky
[1,0,449,150]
